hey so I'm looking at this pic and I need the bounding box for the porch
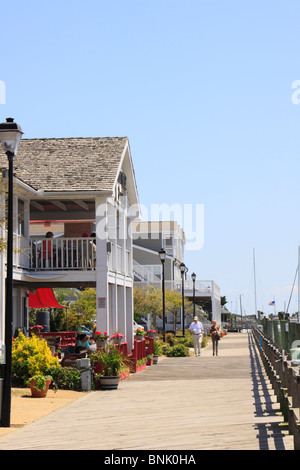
[13,235,131,276]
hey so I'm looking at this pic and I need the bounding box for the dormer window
[118,171,127,189]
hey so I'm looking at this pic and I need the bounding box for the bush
[177,334,193,348]
[46,366,81,390]
[166,343,189,357]
[201,336,208,348]
[153,339,162,356]
[166,333,178,346]
[161,343,172,356]
[12,332,60,386]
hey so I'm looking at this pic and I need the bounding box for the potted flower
[94,345,125,390]
[135,328,145,341]
[94,331,109,348]
[147,329,157,338]
[146,354,153,366]
[93,372,103,390]
[30,325,44,335]
[110,332,125,345]
[153,339,162,364]
[27,374,52,397]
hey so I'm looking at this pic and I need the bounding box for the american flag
[268,301,275,305]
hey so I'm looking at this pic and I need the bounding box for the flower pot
[94,380,102,390]
[96,340,106,349]
[147,332,156,338]
[135,335,144,341]
[98,376,120,390]
[153,355,159,364]
[30,379,52,398]
[111,337,124,346]
[30,327,42,335]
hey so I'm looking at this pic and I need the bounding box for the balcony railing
[11,236,132,276]
[133,279,219,296]
[28,237,96,271]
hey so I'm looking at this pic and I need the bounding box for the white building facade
[0,137,140,352]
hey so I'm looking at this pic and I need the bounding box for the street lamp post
[180,263,187,336]
[191,272,196,318]
[0,118,23,427]
[159,248,166,342]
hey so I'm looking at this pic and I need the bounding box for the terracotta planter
[30,379,52,398]
[135,363,146,373]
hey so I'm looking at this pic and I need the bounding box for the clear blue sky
[1,0,300,316]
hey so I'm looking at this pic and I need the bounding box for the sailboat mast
[298,246,300,322]
[253,248,258,319]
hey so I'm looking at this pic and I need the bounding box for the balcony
[27,237,96,271]
[133,278,219,298]
[12,235,131,277]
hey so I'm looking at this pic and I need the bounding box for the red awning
[28,288,67,309]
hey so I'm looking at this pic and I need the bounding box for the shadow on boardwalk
[0,332,294,450]
[248,333,288,450]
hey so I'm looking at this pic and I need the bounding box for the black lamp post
[159,248,166,342]
[0,118,23,427]
[180,263,187,336]
[191,272,196,318]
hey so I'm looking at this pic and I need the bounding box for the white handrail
[28,237,96,270]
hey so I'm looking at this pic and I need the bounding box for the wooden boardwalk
[0,332,294,450]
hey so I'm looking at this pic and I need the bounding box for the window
[18,199,25,236]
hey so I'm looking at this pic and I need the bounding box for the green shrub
[161,343,172,355]
[166,333,177,346]
[166,344,189,357]
[177,335,193,348]
[12,332,60,386]
[46,366,81,390]
[153,339,162,355]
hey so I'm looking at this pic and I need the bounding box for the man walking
[189,316,204,356]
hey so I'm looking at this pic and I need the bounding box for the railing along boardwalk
[252,325,300,450]
[0,332,295,450]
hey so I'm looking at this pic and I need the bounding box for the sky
[1,0,300,316]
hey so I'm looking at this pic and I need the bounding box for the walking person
[210,320,220,356]
[189,316,204,356]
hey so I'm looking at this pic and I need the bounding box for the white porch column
[95,197,110,333]
[126,286,134,352]
[117,284,126,336]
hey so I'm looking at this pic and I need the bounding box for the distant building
[132,220,221,326]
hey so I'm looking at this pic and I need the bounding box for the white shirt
[189,321,203,334]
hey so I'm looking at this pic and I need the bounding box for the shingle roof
[0,137,128,192]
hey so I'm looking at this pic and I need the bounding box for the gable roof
[0,137,129,192]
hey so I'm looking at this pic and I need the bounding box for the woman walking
[210,320,220,356]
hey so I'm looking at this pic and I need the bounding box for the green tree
[67,288,96,330]
[133,286,162,328]
[134,285,193,330]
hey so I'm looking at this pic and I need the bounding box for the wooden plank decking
[0,332,294,450]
